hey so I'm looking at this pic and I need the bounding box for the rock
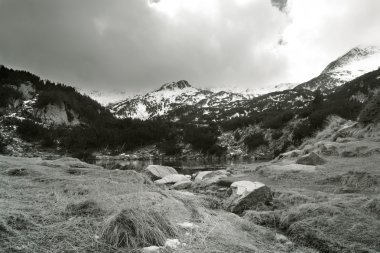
[224,181,272,214]
[193,170,230,182]
[165,239,181,249]
[145,165,178,180]
[191,170,231,196]
[296,152,326,165]
[177,222,198,229]
[277,149,303,160]
[155,174,190,185]
[275,234,289,243]
[170,180,192,190]
[142,246,161,253]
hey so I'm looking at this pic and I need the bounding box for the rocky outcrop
[296,152,326,165]
[145,165,178,180]
[35,102,80,126]
[224,181,272,215]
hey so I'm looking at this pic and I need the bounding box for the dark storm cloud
[0,0,379,92]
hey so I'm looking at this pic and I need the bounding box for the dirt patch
[5,167,28,176]
[65,168,87,175]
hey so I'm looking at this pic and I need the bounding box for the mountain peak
[157,80,191,91]
[322,45,380,74]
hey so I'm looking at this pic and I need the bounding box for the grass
[100,208,177,249]
[65,200,104,217]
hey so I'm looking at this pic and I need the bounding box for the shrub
[293,121,313,144]
[183,124,220,154]
[0,135,7,154]
[101,208,177,249]
[358,93,380,123]
[244,133,267,151]
[16,119,46,142]
[262,111,294,130]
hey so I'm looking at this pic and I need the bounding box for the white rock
[177,222,197,229]
[145,165,178,180]
[170,180,192,190]
[165,239,181,249]
[155,174,191,185]
[230,181,265,196]
[142,246,161,253]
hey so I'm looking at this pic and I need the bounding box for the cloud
[0,0,379,92]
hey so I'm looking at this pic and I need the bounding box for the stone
[193,170,230,182]
[165,239,181,249]
[142,246,161,253]
[296,152,326,165]
[224,181,272,214]
[170,180,192,190]
[155,174,190,185]
[145,165,178,180]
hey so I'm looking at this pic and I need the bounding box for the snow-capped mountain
[109,80,251,119]
[296,45,380,91]
[107,44,380,121]
[79,88,130,106]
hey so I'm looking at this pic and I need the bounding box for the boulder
[224,181,272,214]
[277,149,303,160]
[296,152,326,165]
[170,180,192,190]
[155,174,190,185]
[193,170,230,182]
[191,170,231,194]
[145,165,178,180]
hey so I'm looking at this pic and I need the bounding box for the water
[92,158,255,175]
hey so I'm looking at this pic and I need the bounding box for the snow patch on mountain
[79,88,131,106]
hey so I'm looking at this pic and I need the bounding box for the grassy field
[0,155,319,253]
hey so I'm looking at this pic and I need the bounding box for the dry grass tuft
[279,201,380,252]
[100,208,177,249]
[5,167,28,176]
[365,197,380,216]
[5,213,37,231]
[244,210,280,228]
[65,200,104,217]
[317,171,379,192]
[0,219,17,238]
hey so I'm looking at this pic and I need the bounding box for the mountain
[295,45,380,92]
[109,45,380,121]
[109,80,251,120]
[79,88,130,106]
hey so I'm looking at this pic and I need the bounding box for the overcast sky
[0,0,380,93]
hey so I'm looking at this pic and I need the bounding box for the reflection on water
[93,159,254,175]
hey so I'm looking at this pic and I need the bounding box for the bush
[244,133,267,151]
[183,124,220,154]
[101,208,177,249]
[262,111,294,130]
[293,121,313,144]
[358,93,380,123]
[16,119,46,142]
[0,135,7,154]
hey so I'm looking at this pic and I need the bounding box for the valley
[0,45,380,253]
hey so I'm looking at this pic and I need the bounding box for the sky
[0,0,380,93]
